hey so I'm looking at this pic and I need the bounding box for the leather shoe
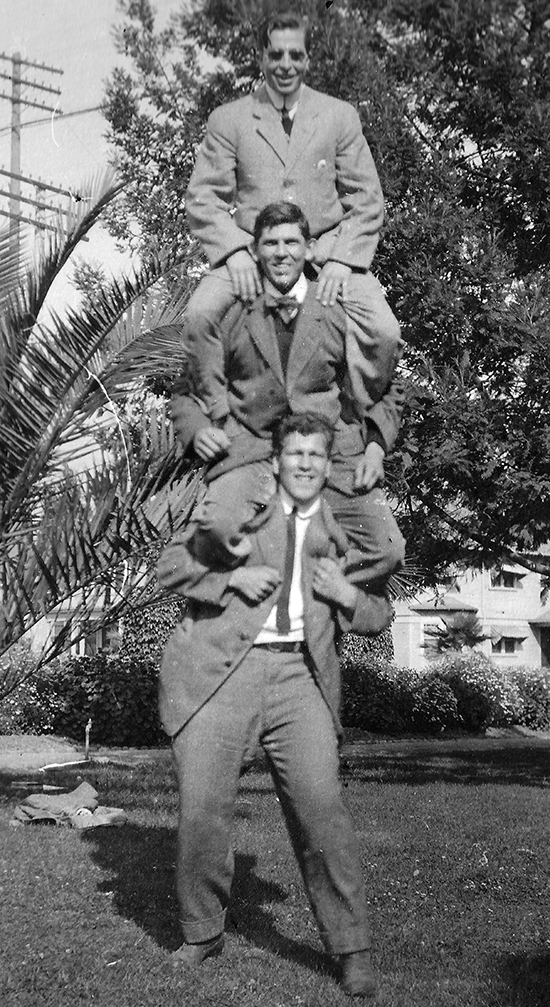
[172,933,224,968]
[340,949,377,998]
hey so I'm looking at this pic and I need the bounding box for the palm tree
[422,612,489,658]
[0,169,203,696]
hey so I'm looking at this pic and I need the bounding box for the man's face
[260,28,309,100]
[254,222,311,292]
[273,432,331,507]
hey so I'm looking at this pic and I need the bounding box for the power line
[0,106,102,138]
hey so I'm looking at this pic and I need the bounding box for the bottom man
[157,413,391,999]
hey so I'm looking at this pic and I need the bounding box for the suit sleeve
[186,107,254,268]
[315,104,384,270]
[364,378,405,454]
[157,527,234,606]
[338,587,393,636]
[169,391,211,455]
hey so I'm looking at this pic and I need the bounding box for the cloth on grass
[10,781,127,828]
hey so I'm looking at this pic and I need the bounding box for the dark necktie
[276,508,297,635]
[281,104,293,136]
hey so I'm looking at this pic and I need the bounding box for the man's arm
[158,527,280,607]
[314,103,385,298]
[312,557,392,634]
[186,108,256,270]
[352,379,406,489]
[158,528,235,606]
[170,299,249,460]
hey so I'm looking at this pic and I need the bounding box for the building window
[490,569,524,589]
[492,637,522,655]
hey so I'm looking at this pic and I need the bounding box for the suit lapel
[286,284,326,390]
[244,298,285,384]
[251,86,321,169]
[285,87,321,172]
[252,87,289,165]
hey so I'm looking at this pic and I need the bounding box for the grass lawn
[1,739,549,1006]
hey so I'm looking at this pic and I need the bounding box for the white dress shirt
[255,489,321,644]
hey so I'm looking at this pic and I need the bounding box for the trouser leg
[342,270,403,407]
[171,662,262,942]
[260,648,371,955]
[324,470,406,587]
[185,267,236,335]
[192,460,276,563]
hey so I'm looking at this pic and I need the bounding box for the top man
[185,10,402,409]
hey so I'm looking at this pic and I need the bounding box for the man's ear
[251,243,259,263]
[272,455,280,478]
[324,458,332,482]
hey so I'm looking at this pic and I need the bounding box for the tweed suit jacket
[171,283,404,478]
[158,496,392,739]
[186,84,384,271]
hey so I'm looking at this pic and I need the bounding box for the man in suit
[172,201,405,586]
[185,9,402,413]
[158,412,390,998]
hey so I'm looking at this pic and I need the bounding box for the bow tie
[264,293,300,315]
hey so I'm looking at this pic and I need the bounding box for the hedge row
[1,643,550,744]
[0,650,167,747]
[340,641,550,735]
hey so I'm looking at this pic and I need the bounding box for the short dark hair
[253,201,310,244]
[273,412,335,457]
[258,12,311,53]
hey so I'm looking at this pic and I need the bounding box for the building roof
[490,624,528,640]
[528,609,550,625]
[410,594,478,614]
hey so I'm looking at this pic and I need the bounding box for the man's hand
[354,442,385,491]
[316,261,352,306]
[228,565,281,603]
[193,426,231,461]
[312,557,358,613]
[226,249,262,302]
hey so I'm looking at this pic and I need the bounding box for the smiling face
[260,27,309,101]
[253,221,312,292]
[273,432,331,508]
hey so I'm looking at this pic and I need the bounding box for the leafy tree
[423,612,489,657]
[0,169,204,698]
[103,0,550,583]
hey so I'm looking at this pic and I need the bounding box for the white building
[393,563,550,670]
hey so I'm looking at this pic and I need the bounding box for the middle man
[171,201,405,586]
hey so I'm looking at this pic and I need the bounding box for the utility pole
[0,51,63,251]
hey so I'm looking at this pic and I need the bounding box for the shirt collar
[264,81,303,114]
[279,486,321,519]
[264,272,308,304]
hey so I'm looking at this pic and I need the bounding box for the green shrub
[509,665,550,730]
[428,652,520,731]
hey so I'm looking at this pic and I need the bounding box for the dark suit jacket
[186,84,384,271]
[158,496,392,739]
[171,284,404,477]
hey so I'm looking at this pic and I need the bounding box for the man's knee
[186,269,236,330]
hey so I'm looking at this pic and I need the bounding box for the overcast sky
[0,0,177,293]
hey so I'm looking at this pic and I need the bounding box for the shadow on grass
[81,825,332,977]
[493,950,550,1007]
[341,743,550,788]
